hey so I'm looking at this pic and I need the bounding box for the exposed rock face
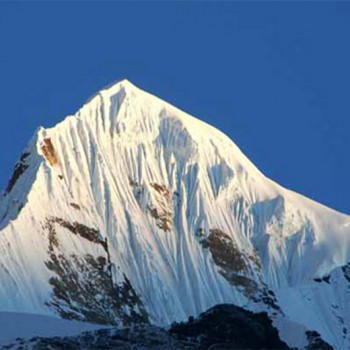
[4,152,30,195]
[170,304,290,350]
[342,262,350,283]
[129,179,173,232]
[200,229,281,313]
[202,229,249,274]
[305,331,333,350]
[200,229,259,297]
[47,217,106,249]
[44,217,148,326]
[148,183,173,231]
[40,138,58,166]
[69,203,81,210]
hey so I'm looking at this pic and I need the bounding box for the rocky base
[3,304,291,350]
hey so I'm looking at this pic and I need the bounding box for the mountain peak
[1,80,350,349]
[100,78,139,95]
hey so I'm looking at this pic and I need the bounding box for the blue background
[1,2,350,214]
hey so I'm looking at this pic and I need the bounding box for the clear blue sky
[1,2,350,214]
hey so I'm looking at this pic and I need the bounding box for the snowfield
[0,311,105,346]
[0,79,350,348]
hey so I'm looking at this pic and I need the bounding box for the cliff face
[1,80,350,348]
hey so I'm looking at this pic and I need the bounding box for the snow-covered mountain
[1,79,350,348]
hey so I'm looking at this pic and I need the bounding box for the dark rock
[170,303,289,350]
[305,330,333,350]
[5,304,290,350]
[44,217,148,326]
[4,152,30,195]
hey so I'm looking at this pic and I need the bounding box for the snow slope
[0,79,350,348]
[0,311,105,346]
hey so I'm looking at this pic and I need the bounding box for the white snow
[0,79,350,348]
[0,311,105,346]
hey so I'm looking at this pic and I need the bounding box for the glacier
[0,79,350,348]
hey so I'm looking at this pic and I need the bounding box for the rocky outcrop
[305,331,333,350]
[3,304,289,350]
[129,179,173,232]
[44,217,148,326]
[200,229,259,297]
[148,183,173,231]
[69,203,81,210]
[4,152,30,195]
[342,262,350,283]
[170,304,289,349]
[40,138,59,166]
